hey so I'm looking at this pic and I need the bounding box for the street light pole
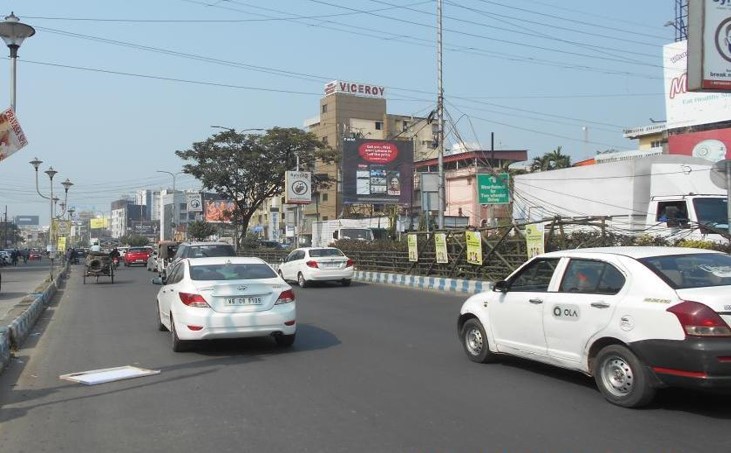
[0,12,35,112]
[45,166,57,280]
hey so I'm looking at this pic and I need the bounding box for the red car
[123,247,151,267]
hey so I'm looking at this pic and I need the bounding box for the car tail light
[275,289,295,305]
[306,260,319,268]
[346,259,354,268]
[667,301,731,337]
[179,292,210,308]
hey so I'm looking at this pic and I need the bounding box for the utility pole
[436,0,445,230]
[3,205,7,247]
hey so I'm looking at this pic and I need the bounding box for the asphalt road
[0,264,730,452]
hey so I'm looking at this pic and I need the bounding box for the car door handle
[529,298,543,304]
[590,301,611,309]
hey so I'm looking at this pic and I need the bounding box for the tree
[0,222,24,247]
[530,146,572,172]
[176,127,338,249]
[187,220,218,241]
[119,234,149,246]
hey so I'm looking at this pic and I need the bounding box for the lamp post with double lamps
[0,12,35,112]
[30,157,72,281]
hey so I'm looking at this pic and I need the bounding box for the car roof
[180,241,233,246]
[539,246,724,260]
[185,256,267,266]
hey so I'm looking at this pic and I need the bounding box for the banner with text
[342,138,414,205]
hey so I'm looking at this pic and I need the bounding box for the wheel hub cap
[603,357,633,395]
[466,328,483,355]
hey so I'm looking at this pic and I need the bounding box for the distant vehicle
[0,251,11,265]
[28,251,42,261]
[152,256,296,352]
[124,247,151,267]
[156,241,179,276]
[311,220,376,248]
[458,246,731,408]
[513,155,729,242]
[278,247,354,288]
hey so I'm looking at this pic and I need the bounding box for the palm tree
[530,146,572,172]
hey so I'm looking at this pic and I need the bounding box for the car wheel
[341,279,351,287]
[297,272,308,288]
[155,300,166,332]
[594,344,656,408]
[275,333,296,347]
[461,318,497,363]
[171,315,190,352]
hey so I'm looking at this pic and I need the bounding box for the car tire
[461,318,497,363]
[156,300,166,332]
[171,315,190,352]
[275,333,296,347]
[594,344,656,408]
[297,272,308,288]
[341,279,351,287]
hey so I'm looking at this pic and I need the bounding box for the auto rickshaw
[156,241,179,276]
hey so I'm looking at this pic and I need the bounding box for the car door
[158,262,184,321]
[280,250,300,281]
[489,258,560,358]
[543,258,626,366]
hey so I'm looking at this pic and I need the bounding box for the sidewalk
[0,261,55,321]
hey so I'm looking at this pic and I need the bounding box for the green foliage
[187,220,218,241]
[0,222,24,247]
[120,234,149,246]
[530,146,572,172]
[176,127,337,249]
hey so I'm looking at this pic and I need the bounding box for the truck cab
[647,195,728,241]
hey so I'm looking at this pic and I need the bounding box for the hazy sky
[0,0,675,224]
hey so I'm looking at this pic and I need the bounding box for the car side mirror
[493,280,509,293]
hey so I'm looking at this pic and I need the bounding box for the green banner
[477,173,510,205]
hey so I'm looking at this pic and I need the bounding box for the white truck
[512,155,729,242]
[311,218,389,248]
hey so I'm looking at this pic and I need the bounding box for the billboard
[186,193,203,212]
[204,200,236,223]
[664,40,731,129]
[284,171,311,204]
[90,218,108,229]
[14,215,39,226]
[688,0,731,91]
[342,138,414,204]
[667,127,731,162]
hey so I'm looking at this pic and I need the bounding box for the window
[375,121,383,130]
[322,136,328,144]
[508,259,559,292]
[321,104,328,113]
[322,193,328,202]
[559,259,625,295]
[323,216,329,221]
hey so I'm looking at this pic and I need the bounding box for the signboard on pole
[407,234,418,262]
[477,173,510,205]
[285,171,312,204]
[525,224,545,259]
[0,108,28,162]
[186,193,203,212]
[688,0,731,91]
[466,230,483,265]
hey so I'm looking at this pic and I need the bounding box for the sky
[0,0,676,224]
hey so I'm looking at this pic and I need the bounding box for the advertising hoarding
[688,0,731,91]
[285,171,312,204]
[342,138,414,204]
[14,215,39,226]
[667,127,731,162]
[186,193,203,212]
[664,40,731,129]
[204,200,235,223]
[0,108,28,162]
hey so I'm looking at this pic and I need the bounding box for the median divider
[354,271,492,294]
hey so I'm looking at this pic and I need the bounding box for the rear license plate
[322,262,341,269]
[225,297,263,305]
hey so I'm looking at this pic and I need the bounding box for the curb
[354,271,492,294]
[0,264,68,375]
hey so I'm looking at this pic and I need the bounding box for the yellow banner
[434,233,448,264]
[57,236,66,252]
[466,231,483,265]
[408,234,418,262]
[525,224,545,259]
[90,218,107,229]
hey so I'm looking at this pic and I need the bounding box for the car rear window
[190,263,277,281]
[639,253,731,289]
[190,245,236,258]
[129,248,147,253]
[309,248,344,258]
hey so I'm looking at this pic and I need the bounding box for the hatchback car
[152,257,296,351]
[458,246,731,408]
[278,247,354,287]
[123,247,151,267]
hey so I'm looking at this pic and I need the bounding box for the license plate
[322,262,341,269]
[225,297,262,305]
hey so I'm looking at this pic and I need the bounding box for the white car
[278,247,354,288]
[458,246,731,408]
[152,257,296,352]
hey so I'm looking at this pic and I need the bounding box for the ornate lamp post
[0,12,35,111]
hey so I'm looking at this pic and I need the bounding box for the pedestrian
[11,249,18,266]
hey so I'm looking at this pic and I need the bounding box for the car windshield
[639,253,731,289]
[693,197,729,229]
[339,228,373,241]
[190,245,236,258]
[309,248,344,258]
[189,263,277,281]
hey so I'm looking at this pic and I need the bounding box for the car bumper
[631,338,731,389]
[172,304,296,341]
[303,267,354,282]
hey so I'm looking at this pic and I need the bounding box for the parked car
[152,256,296,352]
[123,247,151,267]
[0,251,11,265]
[147,250,159,272]
[457,246,731,408]
[278,247,354,288]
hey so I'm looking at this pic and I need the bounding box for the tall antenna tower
[672,0,688,42]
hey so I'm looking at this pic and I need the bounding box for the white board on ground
[60,365,160,385]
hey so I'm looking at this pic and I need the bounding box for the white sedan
[278,247,354,288]
[458,246,731,408]
[153,257,296,352]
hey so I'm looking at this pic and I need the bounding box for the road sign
[477,173,510,205]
